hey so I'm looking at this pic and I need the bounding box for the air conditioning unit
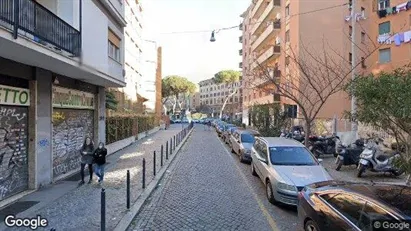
[275,13,281,20]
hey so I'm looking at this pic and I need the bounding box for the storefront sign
[0,84,30,106]
[52,86,95,109]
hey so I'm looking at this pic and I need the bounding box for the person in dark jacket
[93,142,107,183]
[79,137,94,185]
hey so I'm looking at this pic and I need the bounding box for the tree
[246,33,395,146]
[105,90,118,111]
[213,70,241,119]
[250,103,291,137]
[345,64,411,185]
[162,75,196,114]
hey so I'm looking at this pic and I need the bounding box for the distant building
[155,47,163,121]
[141,40,158,112]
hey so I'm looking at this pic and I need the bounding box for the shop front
[0,83,30,201]
[52,86,95,179]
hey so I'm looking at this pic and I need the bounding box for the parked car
[223,126,240,144]
[230,130,258,163]
[298,180,411,231]
[173,119,181,123]
[251,137,332,206]
[220,124,235,138]
[181,118,189,123]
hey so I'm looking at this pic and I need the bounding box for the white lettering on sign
[0,84,30,106]
[52,86,95,109]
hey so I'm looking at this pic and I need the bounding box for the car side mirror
[257,157,267,164]
[317,158,323,163]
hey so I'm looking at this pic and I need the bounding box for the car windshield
[269,146,318,166]
[241,134,255,143]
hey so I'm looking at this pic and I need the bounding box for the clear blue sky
[141,0,250,84]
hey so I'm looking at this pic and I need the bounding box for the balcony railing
[239,62,243,68]
[0,0,81,56]
[239,49,243,56]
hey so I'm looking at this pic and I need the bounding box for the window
[285,30,290,42]
[241,134,255,143]
[108,29,121,62]
[379,21,390,35]
[349,52,352,64]
[379,48,391,63]
[361,32,366,43]
[285,4,290,16]
[321,193,367,226]
[378,0,390,10]
[357,202,395,230]
[269,147,318,165]
[361,7,365,17]
[349,26,352,36]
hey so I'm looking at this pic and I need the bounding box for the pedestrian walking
[79,137,94,185]
[93,142,107,183]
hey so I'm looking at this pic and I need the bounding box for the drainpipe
[79,0,83,60]
[13,0,19,39]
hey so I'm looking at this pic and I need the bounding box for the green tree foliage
[105,90,118,111]
[345,64,411,184]
[250,103,291,137]
[213,70,241,119]
[162,75,196,113]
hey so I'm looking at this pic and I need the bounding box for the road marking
[217,137,279,231]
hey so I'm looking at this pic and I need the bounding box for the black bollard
[174,135,176,149]
[101,188,106,231]
[142,158,146,189]
[153,151,156,176]
[126,170,130,209]
[166,141,169,159]
[161,145,164,163]
[170,138,173,154]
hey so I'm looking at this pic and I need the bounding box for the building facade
[240,0,381,126]
[0,0,126,204]
[199,78,243,119]
[155,47,163,121]
[141,40,158,112]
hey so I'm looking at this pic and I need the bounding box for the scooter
[357,139,404,177]
[311,135,339,158]
[335,139,365,171]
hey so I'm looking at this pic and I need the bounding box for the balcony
[252,21,281,52]
[239,36,243,43]
[252,45,281,69]
[239,22,243,31]
[239,62,243,69]
[0,0,80,56]
[239,49,243,56]
[251,0,281,36]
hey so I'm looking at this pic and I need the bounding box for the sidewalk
[0,124,189,231]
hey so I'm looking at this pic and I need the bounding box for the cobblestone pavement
[4,124,188,231]
[128,126,298,231]
[321,155,406,184]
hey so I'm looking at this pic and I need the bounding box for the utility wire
[159,3,349,35]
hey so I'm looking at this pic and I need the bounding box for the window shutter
[108,29,121,48]
[372,0,378,12]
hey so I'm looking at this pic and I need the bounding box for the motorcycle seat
[375,155,388,162]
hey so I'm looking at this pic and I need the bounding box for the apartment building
[367,0,411,75]
[0,0,126,203]
[199,78,243,119]
[155,47,163,121]
[141,40,158,112]
[240,0,375,126]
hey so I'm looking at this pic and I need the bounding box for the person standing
[93,142,107,183]
[79,137,94,185]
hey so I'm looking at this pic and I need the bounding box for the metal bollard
[153,151,156,176]
[101,188,106,231]
[126,170,130,209]
[166,141,169,159]
[161,145,164,163]
[142,158,146,189]
[174,135,176,150]
[170,138,173,154]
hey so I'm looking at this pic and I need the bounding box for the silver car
[251,137,332,206]
[230,130,257,163]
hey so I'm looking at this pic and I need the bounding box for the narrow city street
[128,125,298,231]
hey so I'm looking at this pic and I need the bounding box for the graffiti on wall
[52,109,94,178]
[0,106,28,201]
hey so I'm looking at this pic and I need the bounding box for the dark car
[298,180,411,231]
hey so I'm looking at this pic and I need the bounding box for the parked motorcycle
[310,135,339,158]
[357,139,404,177]
[335,139,365,171]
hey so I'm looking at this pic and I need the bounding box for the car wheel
[239,152,244,163]
[305,220,320,231]
[266,180,276,204]
[251,162,258,177]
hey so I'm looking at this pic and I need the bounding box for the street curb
[113,127,194,231]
